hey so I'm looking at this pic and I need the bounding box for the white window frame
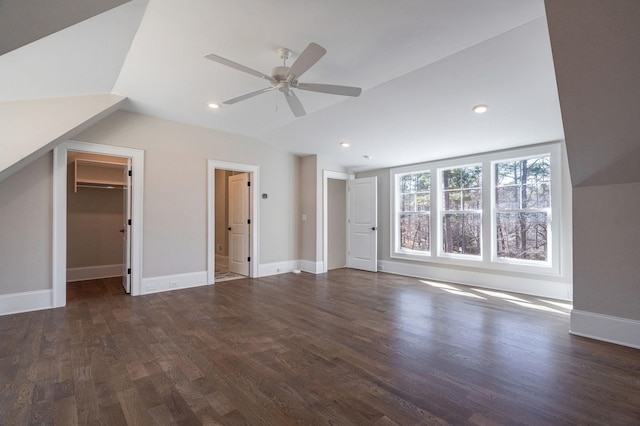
[437,162,483,261]
[392,165,432,260]
[390,143,563,276]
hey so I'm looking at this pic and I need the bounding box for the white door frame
[322,170,353,273]
[53,140,145,306]
[207,160,259,283]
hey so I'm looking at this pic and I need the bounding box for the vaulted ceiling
[0,0,564,172]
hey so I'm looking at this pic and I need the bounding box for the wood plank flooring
[1,270,639,425]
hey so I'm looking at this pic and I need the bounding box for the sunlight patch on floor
[507,299,569,315]
[417,279,572,315]
[472,289,529,302]
[420,280,487,300]
[540,299,573,310]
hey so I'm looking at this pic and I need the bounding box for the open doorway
[323,171,352,272]
[207,160,259,284]
[326,178,347,270]
[213,169,251,282]
[53,141,144,308]
[65,152,130,298]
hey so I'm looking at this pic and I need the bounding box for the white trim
[0,290,53,316]
[141,271,208,294]
[300,260,324,274]
[378,259,572,301]
[258,260,299,277]
[53,141,144,306]
[322,170,353,273]
[66,264,123,282]
[207,160,260,284]
[570,310,640,350]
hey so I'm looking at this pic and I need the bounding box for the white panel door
[122,159,132,293]
[228,173,250,276]
[347,176,378,272]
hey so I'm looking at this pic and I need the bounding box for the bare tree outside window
[495,155,550,261]
[441,166,482,256]
[398,172,430,253]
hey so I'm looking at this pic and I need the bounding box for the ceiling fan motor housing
[271,66,295,92]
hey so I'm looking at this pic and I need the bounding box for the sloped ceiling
[1,0,566,172]
[0,0,148,100]
[546,0,640,187]
[0,94,126,182]
[0,0,132,55]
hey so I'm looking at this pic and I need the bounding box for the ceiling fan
[205,42,362,117]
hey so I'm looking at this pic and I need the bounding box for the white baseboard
[258,260,325,276]
[141,271,208,295]
[67,264,123,282]
[571,310,640,350]
[378,259,572,301]
[0,290,53,316]
[299,260,324,274]
[259,260,299,277]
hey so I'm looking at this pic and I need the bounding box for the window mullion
[482,158,492,264]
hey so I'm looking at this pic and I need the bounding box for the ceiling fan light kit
[205,42,362,117]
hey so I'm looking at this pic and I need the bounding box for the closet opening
[66,151,131,299]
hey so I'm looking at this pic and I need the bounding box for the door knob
[119,228,126,233]
[228,227,231,231]
[371,227,377,231]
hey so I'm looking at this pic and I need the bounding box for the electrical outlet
[170,281,178,288]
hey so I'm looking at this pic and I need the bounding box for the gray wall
[0,110,301,294]
[573,183,640,320]
[0,153,52,294]
[299,155,317,262]
[75,111,300,277]
[546,0,640,321]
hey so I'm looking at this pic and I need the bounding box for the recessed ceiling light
[472,104,489,114]
[207,103,220,109]
[363,155,372,160]
[340,141,350,148]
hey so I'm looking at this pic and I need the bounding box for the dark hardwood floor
[1,270,639,425]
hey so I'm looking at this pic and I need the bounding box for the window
[390,143,563,275]
[397,171,430,254]
[494,155,550,263]
[440,165,482,257]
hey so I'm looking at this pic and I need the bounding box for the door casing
[207,160,259,283]
[53,140,144,306]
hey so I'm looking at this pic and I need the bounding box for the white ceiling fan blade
[205,53,276,84]
[285,42,326,80]
[296,82,362,97]
[284,90,306,117]
[223,87,275,104]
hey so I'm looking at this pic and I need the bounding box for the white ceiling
[1,0,565,172]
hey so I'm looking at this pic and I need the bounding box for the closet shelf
[74,158,128,192]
